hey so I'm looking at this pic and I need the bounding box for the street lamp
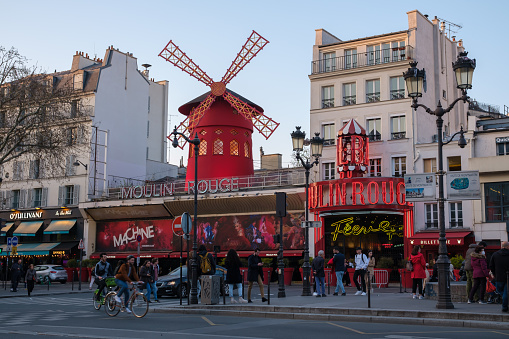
[169,126,201,305]
[291,126,324,296]
[403,51,475,309]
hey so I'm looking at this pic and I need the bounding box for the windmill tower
[159,31,279,182]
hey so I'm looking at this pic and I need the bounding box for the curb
[0,290,89,299]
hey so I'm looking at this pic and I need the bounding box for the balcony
[390,89,405,100]
[391,132,406,140]
[321,98,334,109]
[450,221,464,228]
[311,45,414,75]
[368,133,382,142]
[343,95,356,106]
[426,222,438,229]
[323,139,335,146]
[366,92,380,103]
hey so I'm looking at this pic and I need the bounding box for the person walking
[353,247,368,295]
[11,259,23,292]
[464,243,477,297]
[312,250,326,297]
[197,245,216,296]
[468,245,490,304]
[89,266,96,290]
[247,248,267,303]
[225,249,247,304]
[489,241,509,312]
[25,264,36,298]
[365,250,376,293]
[332,247,346,296]
[139,260,154,302]
[410,245,426,300]
[150,258,160,303]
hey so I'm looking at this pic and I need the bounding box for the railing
[391,132,406,140]
[390,89,405,100]
[323,139,335,146]
[366,92,380,103]
[321,99,334,108]
[426,222,438,229]
[311,45,414,74]
[343,95,356,106]
[368,133,381,142]
[449,221,464,228]
[469,99,500,114]
[355,269,389,289]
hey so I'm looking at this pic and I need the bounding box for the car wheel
[178,284,187,298]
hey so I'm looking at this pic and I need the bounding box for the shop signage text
[331,217,403,241]
[410,238,463,246]
[9,211,43,220]
[113,226,155,248]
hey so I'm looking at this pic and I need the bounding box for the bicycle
[104,281,148,318]
[93,277,117,310]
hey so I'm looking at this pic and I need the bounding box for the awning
[13,221,44,236]
[50,241,79,253]
[44,219,77,234]
[0,242,60,256]
[408,231,473,246]
[0,222,14,235]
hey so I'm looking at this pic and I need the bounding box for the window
[423,158,437,173]
[390,76,405,100]
[148,96,151,113]
[70,100,79,118]
[391,115,406,139]
[497,141,509,156]
[199,140,207,155]
[367,43,389,65]
[65,185,74,206]
[68,127,78,146]
[11,190,20,209]
[230,140,239,156]
[366,118,381,141]
[29,159,40,179]
[391,41,406,61]
[322,123,335,146]
[321,86,334,108]
[366,80,380,103]
[443,90,447,99]
[369,158,382,177]
[450,202,463,227]
[343,83,356,106]
[59,185,79,206]
[344,49,357,69]
[32,188,43,208]
[65,155,76,176]
[323,162,335,180]
[13,161,23,180]
[448,156,461,172]
[322,52,336,72]
[425,203,438,228]
[485,182,509,221]
[244,141,250,158]
[392,157,406,177]
[213,139,223,155]
[73,74,83,90]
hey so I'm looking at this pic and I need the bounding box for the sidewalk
[152,285,509,330]
[0,280,90,298]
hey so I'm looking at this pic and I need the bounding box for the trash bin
[200,275,220,305]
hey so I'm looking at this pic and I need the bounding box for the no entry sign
[172,216,183,236]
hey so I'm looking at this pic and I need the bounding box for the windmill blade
[159,40,214,87]
[188,93,217,131]
[222,91,279,139]
[168,117,192,149]
[220,31,269,86]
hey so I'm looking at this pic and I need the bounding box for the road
[1,293,508,339]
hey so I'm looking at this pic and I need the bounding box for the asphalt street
[1,293,509,339]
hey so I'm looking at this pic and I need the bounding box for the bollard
[367,271,371,308]
[47,276,50,291]
[327,270,331,295]
[267,269,270,305]
[71,270,74,291]
[223,271,226,305]
[242,269,245,299]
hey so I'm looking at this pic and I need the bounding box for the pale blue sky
[3,1,506,169]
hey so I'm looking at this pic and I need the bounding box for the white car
[34,265,67,284]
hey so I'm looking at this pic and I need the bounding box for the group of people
[9,259,37,297]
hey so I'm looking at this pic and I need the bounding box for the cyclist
[94,253,113,300]
[114,255,140,313]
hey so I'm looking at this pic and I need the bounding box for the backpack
[406,260,414,272]
[199,253,212,274]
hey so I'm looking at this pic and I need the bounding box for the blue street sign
[12,236,18,247]
[7,237,12,246]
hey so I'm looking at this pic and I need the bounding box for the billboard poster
[446,171,481,200]
[404,173,436,201]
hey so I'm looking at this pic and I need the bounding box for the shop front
[407,230,474,264]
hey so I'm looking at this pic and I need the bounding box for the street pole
[302,165,311,296]
[78,247,82,291]
[278,214,285,298]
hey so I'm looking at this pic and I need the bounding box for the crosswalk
[0,295,184,307]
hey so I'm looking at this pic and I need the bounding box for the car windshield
[35,266,47,271]
[52,266,65,270]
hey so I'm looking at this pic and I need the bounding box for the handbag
[486,280,496,293]
[406,260,414,272]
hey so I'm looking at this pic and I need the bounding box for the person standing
[353,247,368,296]
[25,264,36,298]
[225,249,247,304]
[410,245,426,299]
[150,258,160,303]
[468,245,490,304]
[312,250,326,297]
[139,260,154,302]
[332,247,346,296]
[197,245,216,296]
[365,250,376,292]
[343,258,352,287]
[247,248,267,303]
[489,241,509,312]
[11,259,23,292]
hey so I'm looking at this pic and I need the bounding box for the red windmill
[159,31,279,182]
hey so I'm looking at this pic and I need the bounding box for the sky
[2,1,507,170]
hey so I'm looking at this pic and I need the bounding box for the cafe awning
[0,222,14,235]
[408,231,473,246]
[13,221,44,236]
[44,219,77,234]
[0,242,60,256]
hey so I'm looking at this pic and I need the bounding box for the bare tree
[290,147,310,168]
[0,46,91,179]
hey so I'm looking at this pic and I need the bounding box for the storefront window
[485,182,509,221]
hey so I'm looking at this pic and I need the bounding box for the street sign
[301,221,322,228]
[78,239,84,250]
[6,237,12,252]
[136,235,142,242]
[11,246,17,255]
[12,236,18,247]
[172,216,184,236]
[181,212,192,235]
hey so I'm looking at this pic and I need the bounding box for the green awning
[44,219,77,234]
[0,242,60,256]
[13,221,44,236]
[0,222,14,235]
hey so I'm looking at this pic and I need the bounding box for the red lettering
[396,182,406,205]
[352,181,365,205]
[335,183,347,206]
[367,181,379,204]
[329,182,334,207]
[309,185,318,209]
[318,184,328,208]
[381,181,394,204]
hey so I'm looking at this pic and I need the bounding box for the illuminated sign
[410,238,464,246]
[52,251,66,255]
[10,211,43,220]
[331,215,403,241]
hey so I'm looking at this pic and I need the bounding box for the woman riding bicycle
[114,255,140,313]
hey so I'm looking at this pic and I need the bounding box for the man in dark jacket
[197,245,216,297]
[247,248,266,303]
[332,246,346,296]
[489,241,509,312]
[11,259,23,292]
[312,250,326,297]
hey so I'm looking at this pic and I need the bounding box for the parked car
[34,265,67,284]
[156,265,229,298]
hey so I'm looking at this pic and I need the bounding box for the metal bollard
[267,269,270,305]
[328,271,331,295]
[71,271,74,291]
[223,271,226,305]
[242,269,245,299]
[399,269,403,293]
[367,271,371,308]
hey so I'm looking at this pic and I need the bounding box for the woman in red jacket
[410,245,426,300]
[468,245,490,304]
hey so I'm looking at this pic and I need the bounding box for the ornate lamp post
[291,126,324,296]
[170,126,201,304]
[403,52,475,309]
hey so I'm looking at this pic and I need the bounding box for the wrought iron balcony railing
[391,132,406,140]
[321,98,334,108]
[390,89,405,100]
[343,95,356,106]
[366,92,380,103]
[426,222,438,229]
[368,133,382,142]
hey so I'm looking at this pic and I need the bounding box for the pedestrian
[225,249,247,304]
[139,260,154,302]
[465,242,487,300]
[332,246,346,296]
[312,250,326,297]
[468,245,490,304]
[25,264,36,298]
[430,258,438,282]
[365,250,376,293]
[114,255,140,313]
[489,241,509,312]
[150,258,160,303]
[343,258,352,287]
[94,253,113,301]
[353,247,368,295]
[410,245,426,299]
[247,248,267,303]
[11,259,23,292]
[197,245,216,296]
[89,266,96,290]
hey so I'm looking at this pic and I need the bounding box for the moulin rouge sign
[309,177,409,209]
